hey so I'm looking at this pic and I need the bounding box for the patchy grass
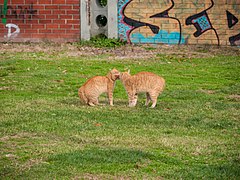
[0,44,240,179]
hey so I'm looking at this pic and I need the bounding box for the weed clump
[77,34,127,48]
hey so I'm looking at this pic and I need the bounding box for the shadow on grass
[60,97,82,106]
[49,147,152,164]
[47,147,181,174]
[170,161,240,179]
[60,97,128,107]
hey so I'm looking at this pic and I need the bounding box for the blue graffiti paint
[130,30,185,45]
[118,0,131,41]
[192,15,211,32]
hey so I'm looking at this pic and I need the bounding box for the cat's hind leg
[145,92,151,106]
[133,93,138,106]
[78,89,88,105]
[94,98,105,106]
[88,97,98,106]
[149,92,158,108]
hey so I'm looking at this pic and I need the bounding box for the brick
[39,10,52,14]
[37,14,46,19]
[60,15,73,19]
[19,24,32,29]
[52,29,66,33]
[26,20,39,24]
[32,33,47,38]
[72,5,80,9]
[39,29,52,33]
[202,40,214,44]
[59,5,73,10]
[53,19,66,24]
[19,33,32,38]
[33,5,45,10]
[67,19,79,24]
[60,24,73,29]
[52,0,66,4]
[24,29,38,33]
[32,24,45,29]
[52,10,66,15]
[45,15,59,19]
[72,15,80,20]
[60,34,76,38]
[66,29,79,33]
[46,24,59,29]
[38,0,52,4]
[39,19,52,24]
[45,5,59,9]
[67,0,79,4]
[25,0,37,4]
[45,34,60,38]
[10,0,25,5]
[66,10,79,14]
[73,25,80,29]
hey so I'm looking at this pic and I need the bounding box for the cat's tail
[78,88,88,104]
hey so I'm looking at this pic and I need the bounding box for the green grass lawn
[0,44,240,179]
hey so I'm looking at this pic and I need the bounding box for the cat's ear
[127,69,130,74]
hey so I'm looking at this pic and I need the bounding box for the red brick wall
[0,0,80,42]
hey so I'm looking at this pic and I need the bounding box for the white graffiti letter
[5,23,20,38]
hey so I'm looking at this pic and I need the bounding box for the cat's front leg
[145,92,151,106]
[107,83,114,106]
[108,91,114,106]
[128,94,136,107]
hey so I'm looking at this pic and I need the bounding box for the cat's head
[120,70,131,80]
[109,68,121,81]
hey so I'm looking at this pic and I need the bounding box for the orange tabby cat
[120,70,165,108]
[78,69,120,106]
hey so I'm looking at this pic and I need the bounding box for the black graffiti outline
[121,0,160,43]
[186,0,220,45]
[229,33,240,46]
[226,10,239,46]
[150,0,182,45]
[226,10,238,28]
[3,3,37,21]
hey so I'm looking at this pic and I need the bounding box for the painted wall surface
[1,0,239,45]
[0,0,80,42]
[118,0,240,46]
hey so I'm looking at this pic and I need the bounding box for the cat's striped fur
[120,71,165,108]
[78,69,120,106]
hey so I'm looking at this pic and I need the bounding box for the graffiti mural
[0,2,38,39]
[0,3,37,21]
[5,23,20,38]
[226,10,238,28]
[118,0,240,46]
[226,10,240,46]
[118,0,185,44]
[185,0,217,42]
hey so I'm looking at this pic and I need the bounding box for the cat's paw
[88,102,95,106]
[128,104,135,107]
